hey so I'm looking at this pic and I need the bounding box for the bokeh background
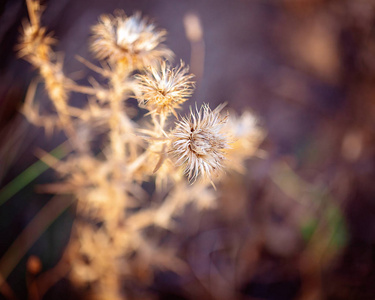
[1,0,375,299]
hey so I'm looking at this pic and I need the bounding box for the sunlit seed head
[135,61,195,116]
[90,12,173,68]
[18,23,55,62]
[169,103,231,182]
[17,0,54,61]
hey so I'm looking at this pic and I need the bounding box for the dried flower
[135,61,195,116]
[90,12,173,68]
[18,24,55,62]
[226,110,265,173]
[169,103,231,182]
[17,0,55,63]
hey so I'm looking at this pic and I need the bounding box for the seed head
[226,111,265,173]
[135,61,195,116]
[169,103,231,182]
[90,12,173,68]
[17,0,55,62]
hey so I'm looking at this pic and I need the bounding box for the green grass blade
[0,143,68,206]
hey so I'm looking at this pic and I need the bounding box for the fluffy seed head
[135,61,195,116]
[169,103,231,182]
[90,12,173,68]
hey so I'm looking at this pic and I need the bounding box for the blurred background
[1,0,375,299]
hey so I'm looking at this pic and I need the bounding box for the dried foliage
[14,0,265,299]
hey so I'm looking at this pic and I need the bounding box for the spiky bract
[169,103,231,182]
[135,61,195,116]
[90,12,173,68]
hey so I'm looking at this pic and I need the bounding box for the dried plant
[90,11,173,68]
[13,0,265,299]
[169,103,231,183]
[135,61,195,117]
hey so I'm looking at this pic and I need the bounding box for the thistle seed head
[18,0,55,63]
[135,61,195,116]
[226,111,265,173]
[90,12,173,68]
[169,103,231,182]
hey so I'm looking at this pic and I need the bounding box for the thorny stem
[40,63,84,152]
[151,113,168,138]
[108,64,129,161]
[23,0,84,152]
[159,113,167,130]
[26,0,39,27]
[105,60,135,232]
